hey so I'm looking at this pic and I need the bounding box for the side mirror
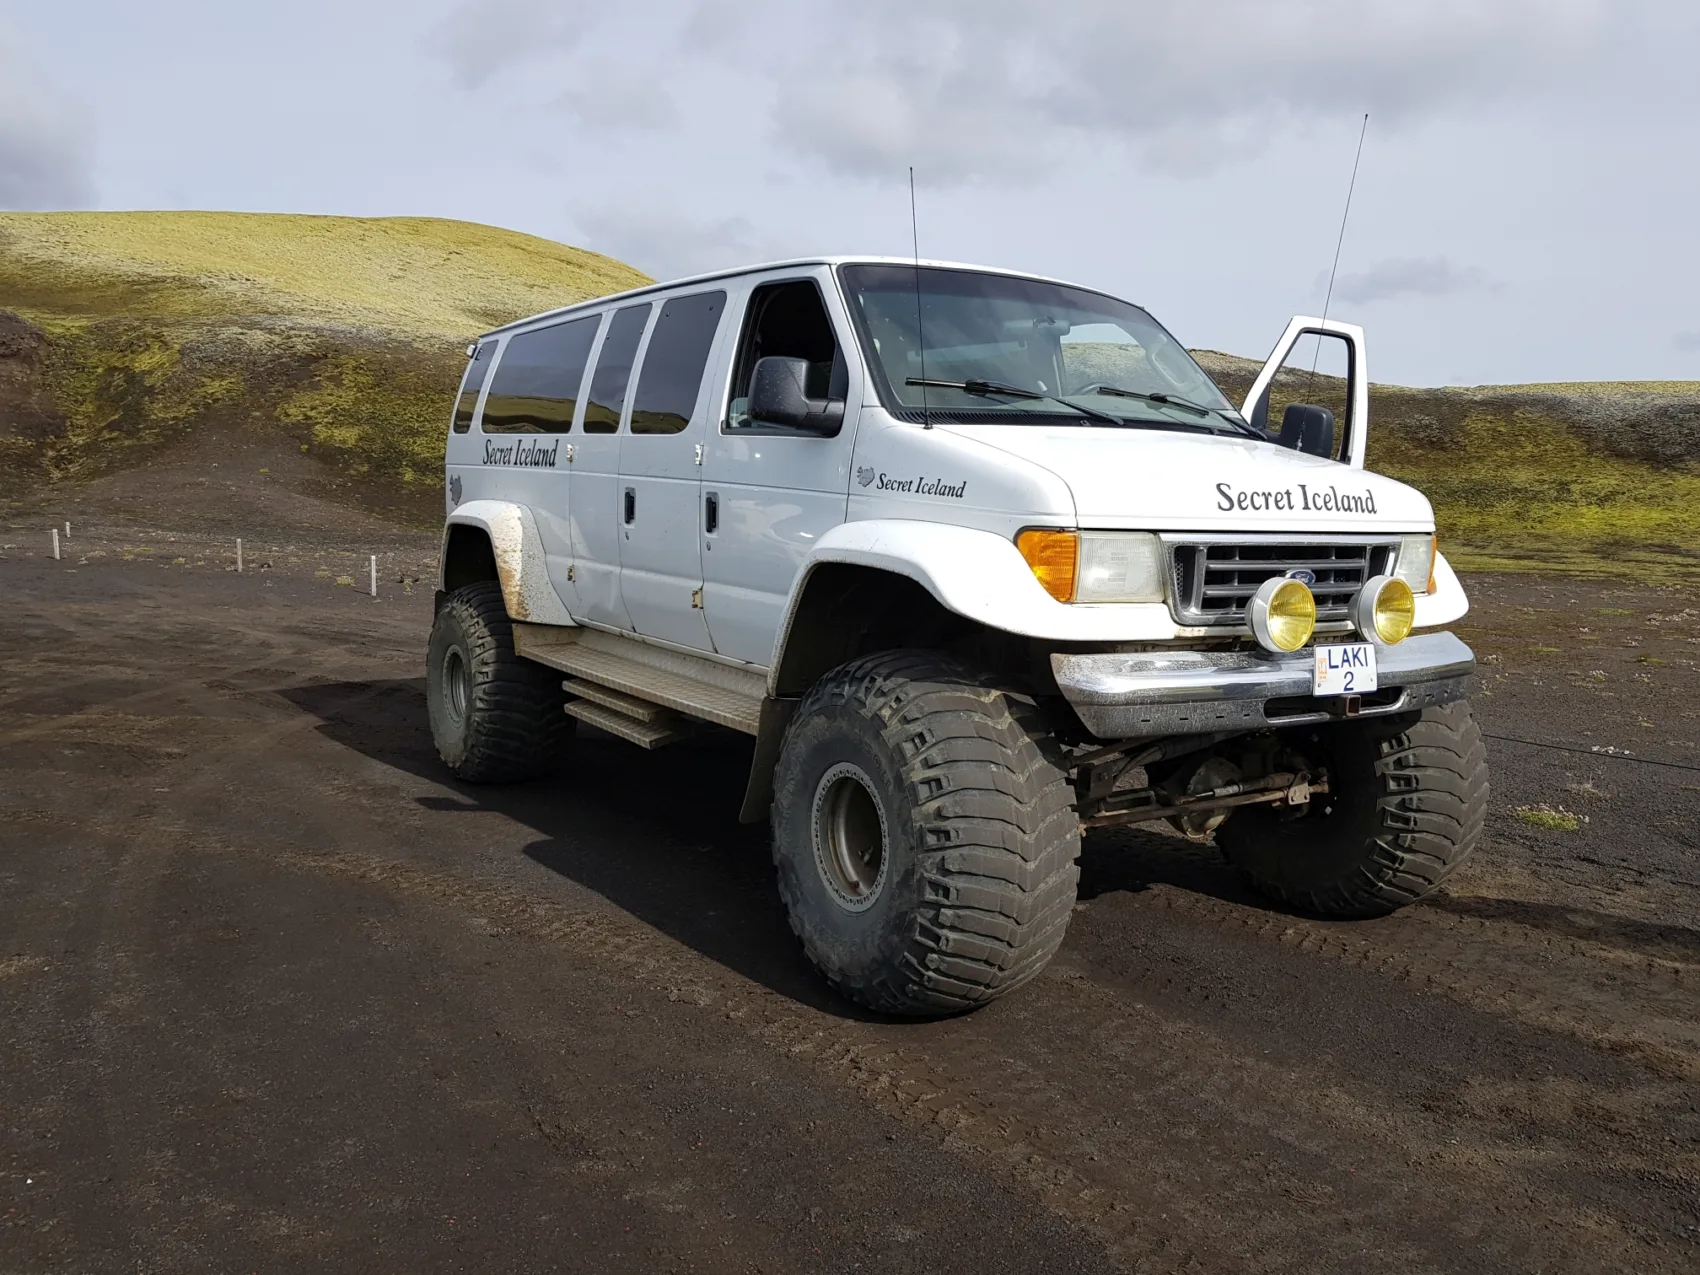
[1278,403,1335,458]
[748,356,843,434]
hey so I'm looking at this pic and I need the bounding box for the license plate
[1313,643,1378,696]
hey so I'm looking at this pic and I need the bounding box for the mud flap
[739,696,799,824]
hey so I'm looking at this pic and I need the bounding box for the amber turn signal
[1017,529,1078,603]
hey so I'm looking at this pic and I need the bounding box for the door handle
[704,491,719,535]
[624,487,636,524]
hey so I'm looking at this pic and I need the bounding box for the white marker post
[64,521,71,540]
[236,538,243,574]
[51,528,60,560]
[369,555,378,598]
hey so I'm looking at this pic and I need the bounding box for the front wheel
[1216,701,1488,917]
[770,651,1081,1017]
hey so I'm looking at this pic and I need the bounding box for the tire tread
[774,650,1080,1016]
[1220,700,1488,918]
[429,581,572,783]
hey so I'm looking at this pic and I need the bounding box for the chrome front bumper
[1052,631,1476,740]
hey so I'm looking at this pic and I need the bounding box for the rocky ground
[1,480,1696,1273]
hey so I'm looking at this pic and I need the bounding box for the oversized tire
[1216,700,1488,918]
[770,651,1081,1017]
[427,581,573,783]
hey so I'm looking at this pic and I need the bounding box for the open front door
[1241,317,1369,469]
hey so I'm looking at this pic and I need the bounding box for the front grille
[1170,540,1396,627]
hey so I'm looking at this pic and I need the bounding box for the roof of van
[477,255,1119,340]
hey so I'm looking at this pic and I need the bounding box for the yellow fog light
[1249,577,1316,653]
[1017,529,1079,602]
[1353,574,1416,644]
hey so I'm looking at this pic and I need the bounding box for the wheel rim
[811,763,889,913]
[441,643,470,728]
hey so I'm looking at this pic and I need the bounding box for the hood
[942,424,1434,533]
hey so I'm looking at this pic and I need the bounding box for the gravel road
[2,521,1696,1273]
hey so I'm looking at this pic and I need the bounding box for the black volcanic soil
[1,486,1696,1273]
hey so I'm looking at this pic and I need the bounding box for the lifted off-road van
[429,258,1486,1017]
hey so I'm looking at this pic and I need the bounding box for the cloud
[1332,257,1499,305]
[764,0,1620,184]
[1675,331,1700,353]
[426,1,1642,188]
[570,201,776,280]
[425,0,598,89]
[0,30,95,210]
[680,0,754,51]
[771,53,1061,186]
[553,76,679,133]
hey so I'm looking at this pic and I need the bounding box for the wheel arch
[771,561,976,698]
[743,542,1056,825]
[439,500,575,626]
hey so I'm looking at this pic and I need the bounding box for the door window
[726,280,846,431]
[451,340,497,433]
[583,303,653,434]
[630,291,726,435]
[1250,332,1354,454]
[480,316,599,434]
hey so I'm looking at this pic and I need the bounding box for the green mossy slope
[0,212,650,502]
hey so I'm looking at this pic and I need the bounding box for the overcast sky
[2,0,1697,386]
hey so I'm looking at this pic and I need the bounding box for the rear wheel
[427,581,572,782]
[1216,701,1488,917]
[771,651,1080,1017]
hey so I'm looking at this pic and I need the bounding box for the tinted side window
[630,291,726,435]
[481,315,599,434]
[451,340,496,433]
[582,303,652,434]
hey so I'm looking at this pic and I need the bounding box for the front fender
[442,500,575,626]
[771,519,1183,675]
[1413,550,1469,629]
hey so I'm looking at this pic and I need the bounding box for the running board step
[564,699,693,750]
[513,623,764,735]
[563,678,671,723]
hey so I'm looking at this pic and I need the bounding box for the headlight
[1249,577,1316,653]
[1353,574,1416,644]
[1076,532,1165,603]
[1016,530,1166,604]
[1395,534,1436,595]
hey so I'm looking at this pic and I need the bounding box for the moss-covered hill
[0,212,649,508]
[1193,352,1700,576]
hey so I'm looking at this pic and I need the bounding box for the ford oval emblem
[1285,568,1317,585]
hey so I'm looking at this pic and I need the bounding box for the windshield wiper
[1086,385,1265,439]
[905,377,1125,426]
[1085,385,1211,416]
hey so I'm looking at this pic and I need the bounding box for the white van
[429,258,1485,1017]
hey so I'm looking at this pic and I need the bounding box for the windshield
[838,264,1242,431]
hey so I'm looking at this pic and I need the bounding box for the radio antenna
[1306,112,1369,401]
[910,165,931,429]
